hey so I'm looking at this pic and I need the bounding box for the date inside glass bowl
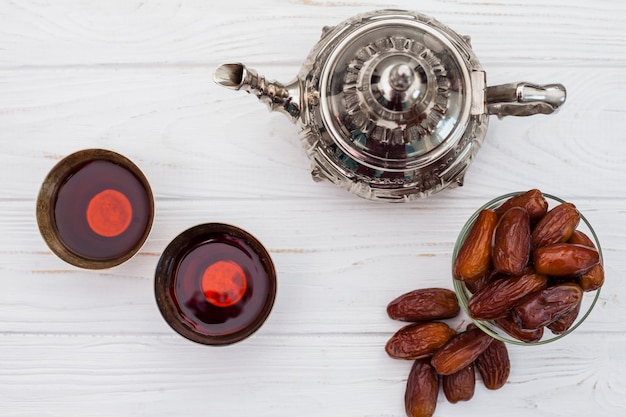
[452,190,603,345]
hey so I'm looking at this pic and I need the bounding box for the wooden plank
[2,65,626,201]
[0,333,624,416]
[1,198,622,336]
[0,1,625,67]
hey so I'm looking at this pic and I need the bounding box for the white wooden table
[2,1,625,416]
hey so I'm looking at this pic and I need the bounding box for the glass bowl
[452,192,603,345]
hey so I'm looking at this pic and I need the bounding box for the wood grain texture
[1,0,626,416]
[0,333,624,417]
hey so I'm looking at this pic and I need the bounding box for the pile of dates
[384,190,605,417]
[454,189,604,341]
[385,288,509,417]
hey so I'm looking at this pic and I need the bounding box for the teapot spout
[214,63,301,123]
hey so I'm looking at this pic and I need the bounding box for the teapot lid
[319,13,476,171]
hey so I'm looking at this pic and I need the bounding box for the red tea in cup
[37,149,154,269]
[155,223,277,345]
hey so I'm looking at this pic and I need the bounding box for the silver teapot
[214,10,565,202]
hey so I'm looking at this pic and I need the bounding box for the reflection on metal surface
[214,9,566,201]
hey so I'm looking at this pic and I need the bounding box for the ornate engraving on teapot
[214,10,566,202]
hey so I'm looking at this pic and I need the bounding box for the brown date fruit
[568,230,596,248]
[405,359,439,417]
[468,271,548,320]
[465,270,498,294]
[533,243,600,276]
[547,299,582,334]
[512,283,583,330]
[495,315,544,343]
[387,288,460,322]
[531,202,580,248]
[386,322,456,360]
[454,209,498,283]
[492,207,531,276]
[431,327,493,375]
[495,189,548,224]
[579,263,605,292]
[442,364,475,403]
[475,339,510,390]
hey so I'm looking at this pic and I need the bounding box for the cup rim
[36,148,154,270]
[452,191,603,345]
[154,223,277,346]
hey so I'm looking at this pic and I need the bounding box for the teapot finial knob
[388,63,415,92]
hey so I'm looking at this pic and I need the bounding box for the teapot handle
[486,82,566,117]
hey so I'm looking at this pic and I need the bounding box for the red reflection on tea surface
[86,189,133,237]
[202,260,248,307]
[172,238,271,336]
